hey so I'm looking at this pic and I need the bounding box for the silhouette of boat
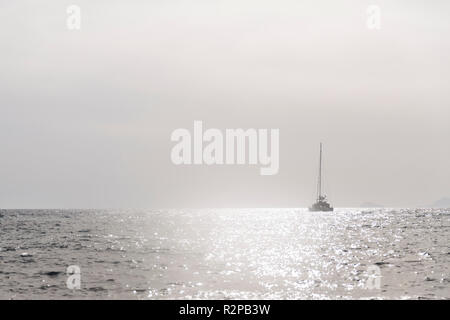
[309,143,334,212]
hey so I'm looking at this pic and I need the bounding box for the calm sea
[0,208,449,299]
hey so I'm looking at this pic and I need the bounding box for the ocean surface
[0,208,449,300]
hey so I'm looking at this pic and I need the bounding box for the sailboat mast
[317,143,322,200]
[310,142,333,212]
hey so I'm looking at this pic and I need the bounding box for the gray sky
[0,0,449,208]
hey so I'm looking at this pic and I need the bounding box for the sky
[0,0,449,208]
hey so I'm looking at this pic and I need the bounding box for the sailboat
[309,143,334,212]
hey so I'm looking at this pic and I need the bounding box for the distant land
[359,202,384,208]
[429,197,450,208]
[357,198,450,208]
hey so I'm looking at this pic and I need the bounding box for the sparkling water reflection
[0,208,448,299]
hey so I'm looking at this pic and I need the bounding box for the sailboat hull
[308,202,334,212]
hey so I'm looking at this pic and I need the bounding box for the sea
[0,208,449,300]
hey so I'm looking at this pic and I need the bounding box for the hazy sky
[0,0,449,208]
